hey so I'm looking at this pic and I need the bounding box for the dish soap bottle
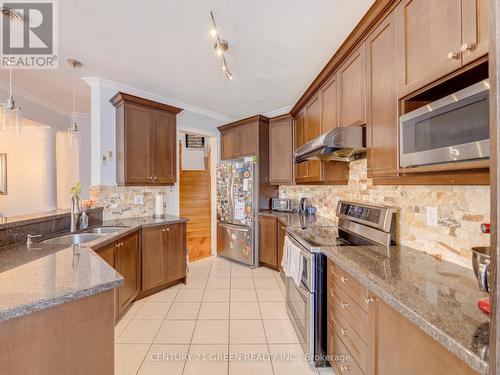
[80,211,89,230]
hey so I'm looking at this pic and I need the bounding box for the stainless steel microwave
[399,79,490,168]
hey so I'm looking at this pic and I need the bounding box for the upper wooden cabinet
[338,44,367,127]
[366,12,399,178]
[304,95,322,181]
[111,92,182,186]
[397,0,488,97]
[269,115,294,185]
[219,115,268,160]
[320,73,339,133]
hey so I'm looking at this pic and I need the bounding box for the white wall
[56,132,79,209]
[180,132,206,171]
[0,126,48,217]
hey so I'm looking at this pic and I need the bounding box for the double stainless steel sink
[40,226,126,246]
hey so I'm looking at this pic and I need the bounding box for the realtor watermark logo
[1,0,58,69]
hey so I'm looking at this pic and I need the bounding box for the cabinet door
[461,0,489,65]
[277,222,287,269]
[294,110,308,181]
[153,110,176,184]
[369,293,477,375]
[269,118,294,184]
[320,73,339,133]
[116,232,140,316]
[258,215,278,268]
[221,128,239,160]
[366,12,399,178]
[305,95,321,181]
[96,243,115,268]
[124,104,154,183]
[142,226,167,291]
[237,122,259,157]
[397,0,462,97]
[339,45,367,127]
[165,223,186,283]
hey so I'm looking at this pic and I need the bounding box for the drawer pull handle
[341,302,349,310]
[340,276,348,283]
[365,297,376,305]
[341,365,350,372]
[341,327,348,336]
[447,51,460,60]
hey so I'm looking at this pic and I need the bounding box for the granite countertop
[0,214,188,323]
[288,225,489,374]
[258,210,336,228]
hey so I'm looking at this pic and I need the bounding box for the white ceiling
[0,0,374,122]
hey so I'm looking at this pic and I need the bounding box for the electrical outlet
[134,195,144,205]
[426,207,438,226]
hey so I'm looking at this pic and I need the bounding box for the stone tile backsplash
[90,186,169,220]
[280,159,490,268]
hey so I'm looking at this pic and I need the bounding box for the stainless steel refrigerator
[216,157,258,266]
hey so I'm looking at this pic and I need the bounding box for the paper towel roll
[154,195,164,218]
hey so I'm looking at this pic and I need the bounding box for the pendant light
[1,63,21,134]
[210,11,234,80]
[67,59,82,147]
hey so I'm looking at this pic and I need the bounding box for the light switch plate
[426,207,438,226]
[134,195,144,205]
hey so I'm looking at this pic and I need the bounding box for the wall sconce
[0,153,6,195]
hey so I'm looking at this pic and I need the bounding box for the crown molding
[81,76,235,123]
[262,105,293,118]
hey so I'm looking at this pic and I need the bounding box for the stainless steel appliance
[400,79,490,168]
[216,157,258,266]
[285,201,396,367]
[271,198,296,212]
[294,126,365,163]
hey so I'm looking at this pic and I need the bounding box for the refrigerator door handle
[219,222,251,231]
[229,170,235,223]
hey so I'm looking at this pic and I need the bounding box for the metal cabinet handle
[341,302,349,310]
[149,176,153,180]
[460,43,476,53]
[447,51,460,60]
[154,176,157,180]
[162,228,166,232]
[341,327,348,336]
[340,276,348,283]
[341,365,350,372]
[365,297,376,305]
[166,228,170,232]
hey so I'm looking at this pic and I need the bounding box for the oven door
[286,275,314,356]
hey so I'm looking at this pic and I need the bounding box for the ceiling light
[0,62,21,134]
[210,11,234,81]
[67,59,82,147]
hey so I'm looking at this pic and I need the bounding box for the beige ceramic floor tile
[188,267,211,278]
[115,344,150,375]
[183,344,229,375]
[263,319,299,344]
[257,288,285,302]
[192,320,230,344]
[166,302,200,320]
[230,288,258,302]
[229,344,273,375]
[254,277,279,289]
[229,320,266,344]
[212,261,232,270]
[175,288,205,302]
[116,319,163,344]
[182,277,208,289]
[230,302,261,320]
[259,302,290,319]
[134,302,172,320]
[230,277,254,289]
[137,344,189,375]
[230,267,252,278]
[114,319,130,340]
[269,344,318,375]
[120,299,145,320]
[199,302,230,320]
[154,320,196,344]
[210,268,231,278]
[146,287,180,302]
[252,267,278,278]
[206,278,231,289]
[203,288,231,302]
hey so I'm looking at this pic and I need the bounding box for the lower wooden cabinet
[115,231,141,317]
[327,259,478,375]
[142,223,187,293]
[258,214,287,270]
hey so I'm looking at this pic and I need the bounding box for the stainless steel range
[284,201,396,367]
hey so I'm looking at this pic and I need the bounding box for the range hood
[294,126,366,163]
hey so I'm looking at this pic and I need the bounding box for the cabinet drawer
[331,331,365,375]
[330,262,368,311]
[330,281,369,340]
[331,305,368,373]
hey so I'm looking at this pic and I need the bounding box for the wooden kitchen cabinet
[219,115,267,160]
[142,223,187,294]
[461,0,489,65]
[111,92,182,186]
[115,231,141,317]
[269,114,294,185]
[366,12,399,178]
[397,0,463,97]
[258,215,278,269]
[95,242,115,268]
[320,73,339,132]
[339,44,367,127]
[294,109,308,181]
